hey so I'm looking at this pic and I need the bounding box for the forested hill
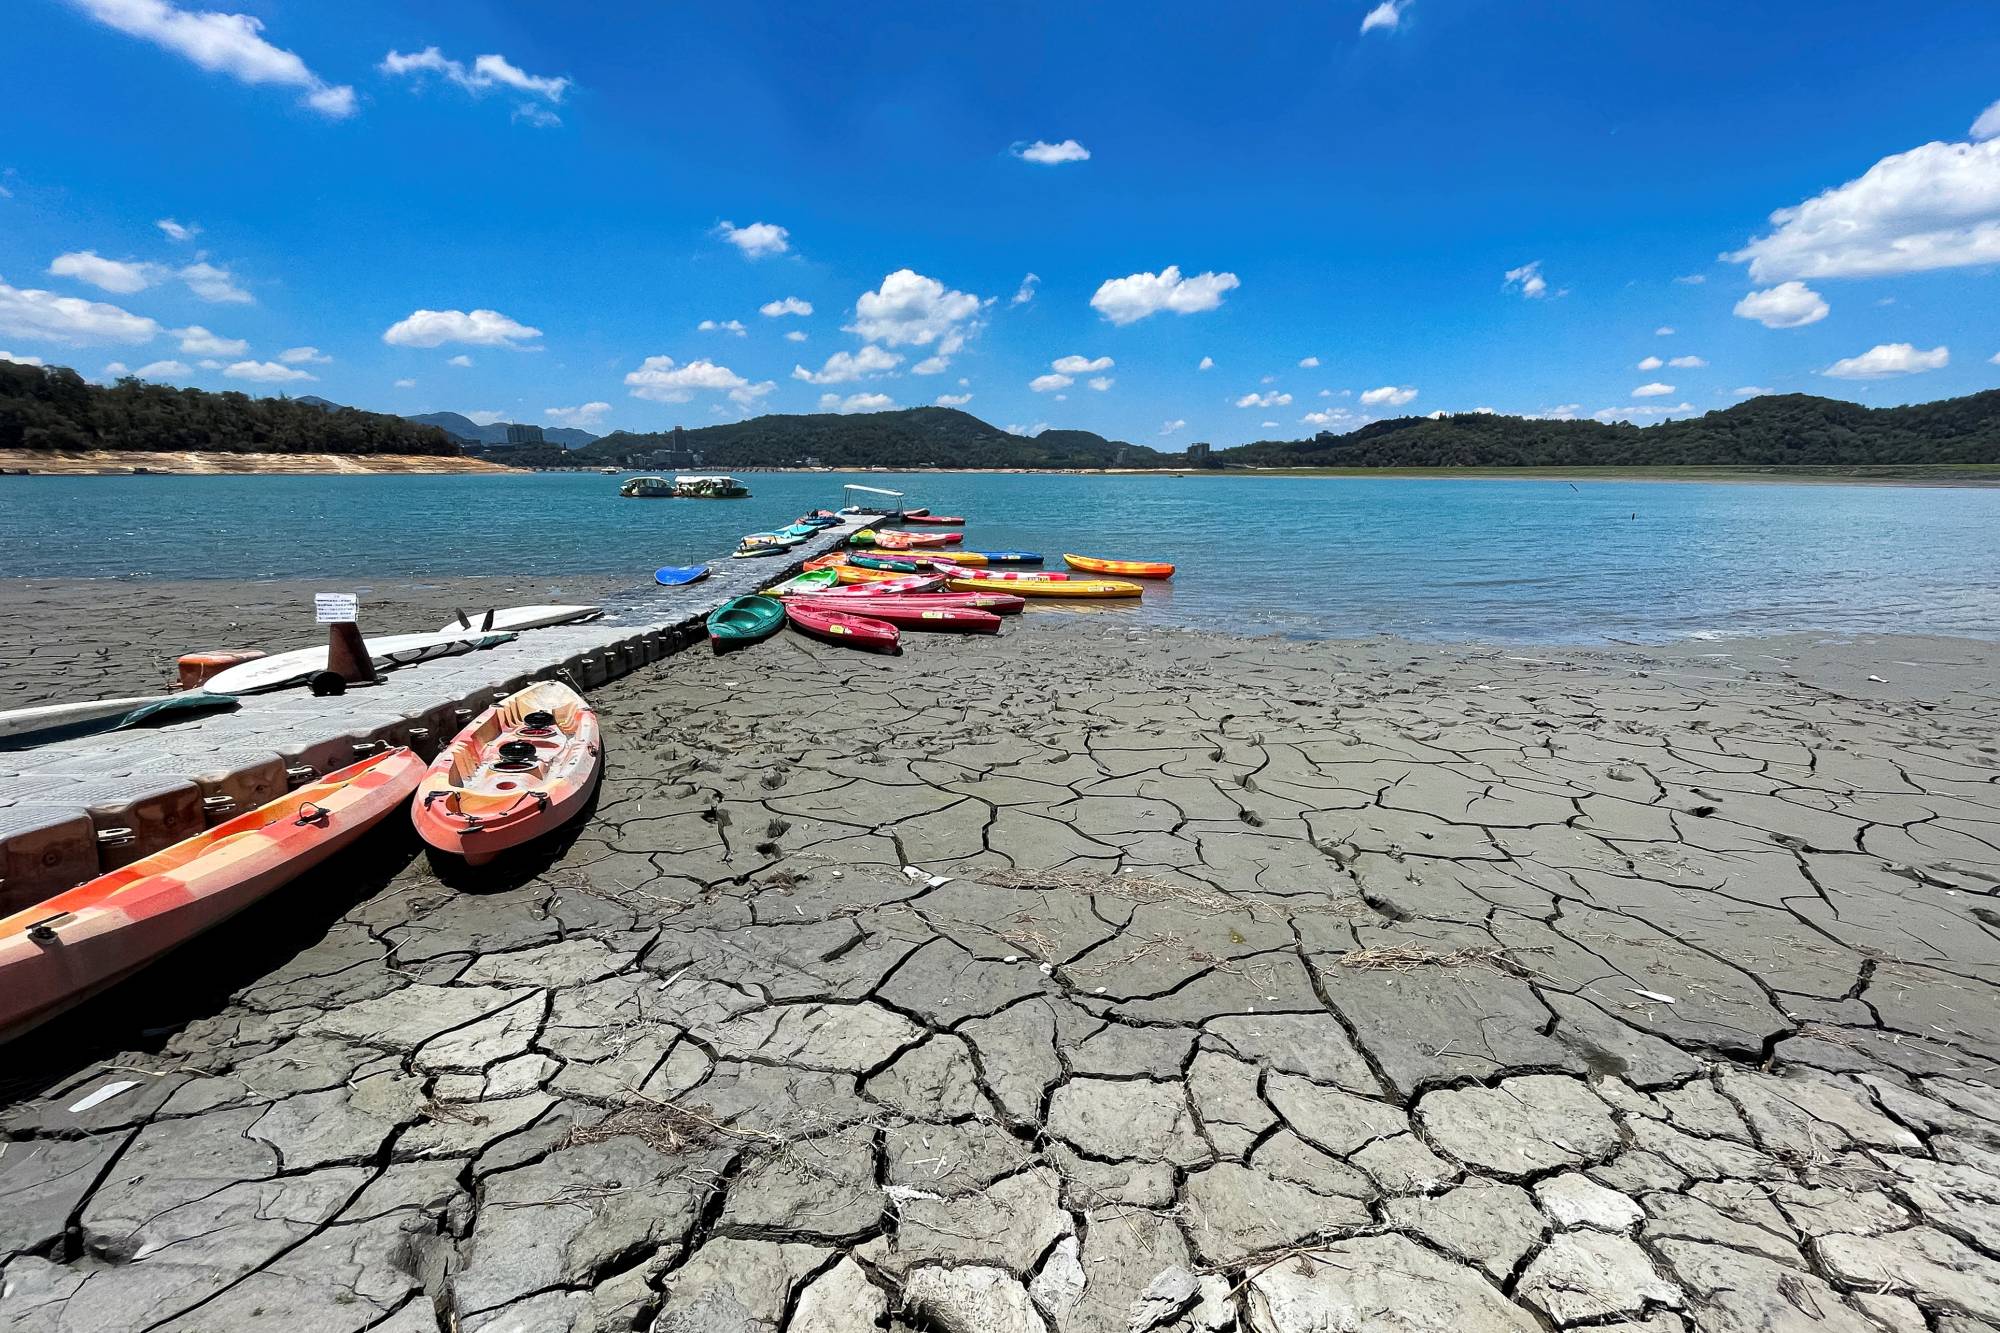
[1219,392,2000,468]
[557,407,1168,469]
[0,361,460,456]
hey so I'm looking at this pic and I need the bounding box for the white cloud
[1005,422,1049,437]
[1012,139,1090,165]
[156,218,199,242]
[1197,355,1214,371]
[1301,408,1363,430]
[935,392,973,407]
[73,0,355,117]
[1675,273,1707,285]
[1503,260,1550,298]
[382,308,540,347]
[793,344,902,384]
[132,358,189,377]
[1298,355,1320,368]
[1733,386,1772,397]
[179,259,250,303]
[626,354,772,405]
[1992,351,2000,365]
[278,345,329,364]
[1235,390,1292,408]
[1159,419,1187,434]
[0,351,47,366]
[195,358,222,368]
[820,391,894,414]
[224,358,313,382]
[447,353,473,367]
[1088,376,1114,391]
[1976,99,2000,142]
[1031,373,1073,393]
[1012,273,1040,306]
[785,330,807,342]
[759,297,812,318]
[1533,404,1583,420]
[1732,281,1829,329]
[1052,354,1113,374]
[848,269,986,352]
[698,318,748,336]
[173,324,244,355]
[1091,265,1240,325]
[912,355,949,375]
[1360,1,1406,33]
[1359,384,1417,406]
[49,250,161,294]
[1632,381,1675,397]
[1667,354,1707,368]
[1727,135,2000,281]
[1637,355,1663,371]
[1823,342,1949,379]
[465,410,505,426]
[102,362,130,377]
[544,401,610,429]
[1594,402,1694,422]
[1655,326,1675,336]
[714,220,790,258]
[379,48,569,116]
[393,377,415,388]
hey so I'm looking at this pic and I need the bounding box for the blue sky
[4,0,1999,445]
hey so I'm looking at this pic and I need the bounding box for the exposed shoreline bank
[0,449,513,475]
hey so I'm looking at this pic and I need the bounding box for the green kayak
[764,568,840,594]
[707,594,785,646]
[850,553,921,573]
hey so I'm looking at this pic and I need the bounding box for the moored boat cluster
[707,504,1176,655]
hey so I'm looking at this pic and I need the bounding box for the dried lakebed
[3,621,2000,1332]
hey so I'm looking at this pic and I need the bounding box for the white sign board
[314,593,359,624]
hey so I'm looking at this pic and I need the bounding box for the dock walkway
[0,515,871,912]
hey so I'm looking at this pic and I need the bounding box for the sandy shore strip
[2,613,1999,1331]
[0,450,515,475]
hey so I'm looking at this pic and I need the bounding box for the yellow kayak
[947,576,1141,598]
[1063,553,1175,579]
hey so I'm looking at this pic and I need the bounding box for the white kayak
[203,630,518,695]
[437,604,602,635]
[0,692,238,741]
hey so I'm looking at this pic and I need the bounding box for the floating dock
[0,515,871,914]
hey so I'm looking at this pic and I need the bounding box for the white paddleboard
[0,695,167,739]
[436,604,601,635]
[203,630,517,695]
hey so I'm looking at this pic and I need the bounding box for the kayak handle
[295,801,330,827]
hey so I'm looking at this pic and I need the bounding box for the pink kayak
[789,597,999,634]
[819,573,949,596]
[797,590,1025,615]
[785,602,900,652]
[927,563,1070,583]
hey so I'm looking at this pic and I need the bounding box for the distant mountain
[402,411,598,449]
[294,394,343,413]
[537,406,1164,470]
[1219,391,2000,468]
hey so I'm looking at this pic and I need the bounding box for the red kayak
[785,602,900,652]
[791,597,998,634]
[903,514,966,526]
[805,590,1025,615]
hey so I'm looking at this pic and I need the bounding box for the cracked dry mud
[5,619,2000,1332]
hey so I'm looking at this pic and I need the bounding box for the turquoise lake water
[4,471,1998,643]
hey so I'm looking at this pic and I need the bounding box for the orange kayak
[0,748,424,1041]
[803,553,852,571]
[413,681,602,866]
[1062,553,1176,579]
[946,576,1143,599]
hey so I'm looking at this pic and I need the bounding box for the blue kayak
[655,564,711,586]
[969,550,1044,565]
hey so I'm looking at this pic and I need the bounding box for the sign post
[316,593,378,686]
